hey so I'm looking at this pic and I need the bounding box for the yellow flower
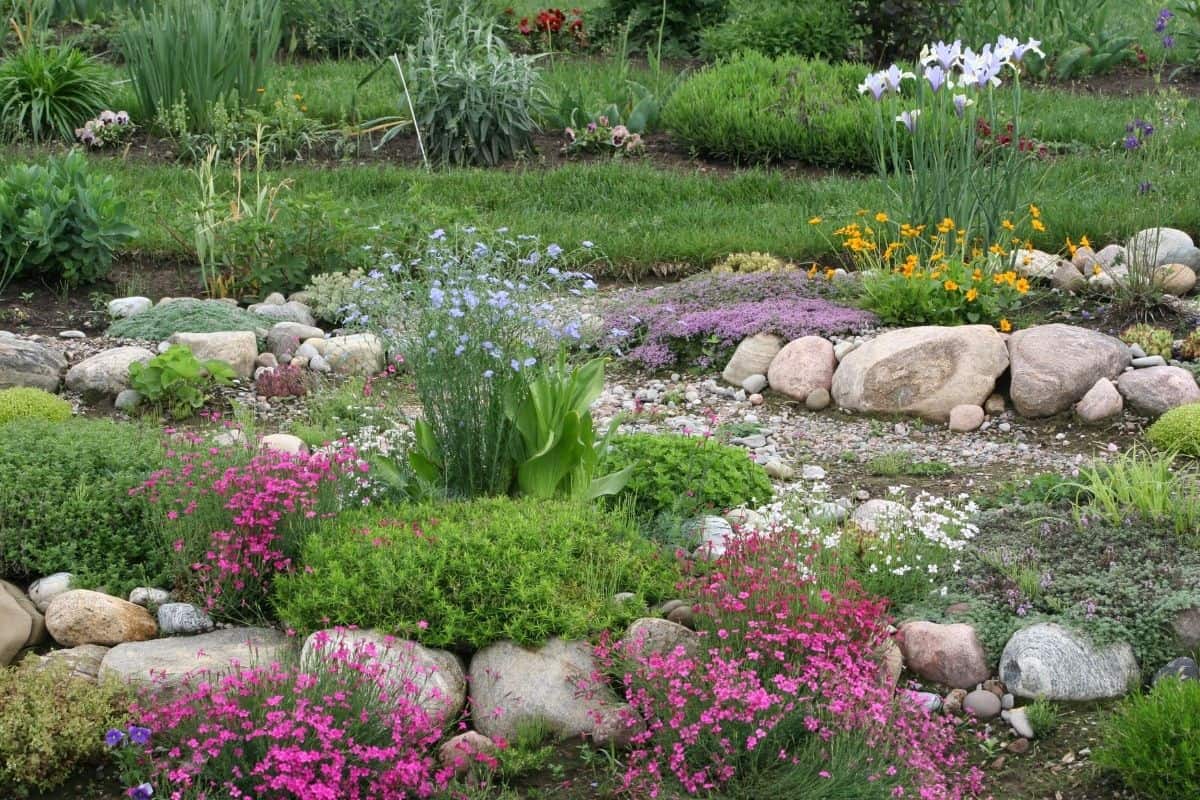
[807,264,818,278]
[1029,204,1041,219]
[972,268,983,282]
[966,288,979,301]
[856,208,868,216]
[808,216,823,225]
[1080,235,1092,248]
[989,243,1006,256]
[930,251,944,263]
[824,268,836,280]
[883,242,902,260]
[875,212,889,223]
[1093,264,1102,276]
[1065,237,1077,258]
[900,223,925,238]
[1016,278,1030,294]
[936,217,955,234]
[294,93,303,101]
[256,87,266,94]
[1002,219,1015,231]
[301,105,307,112]
[999,318,1012,332]
[1031,219,1046,232]
[944,279,959,291]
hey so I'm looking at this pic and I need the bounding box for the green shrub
[698,0,860,61]
[281,0,424,58]
[273,497,680,649]
[1094,678,1200,799]
[0,387,72,426]
[0,43,110,143]
[1147,403,1200,457]
[121,0,281,132]
[663,52,870,167]
[0,661,133,796]
[0,418,166,594]
[601,433,774,521]
[399,1,544,166]
[593,0,727,56]
[849,0,958,63]
[106,298,273,340]
[0,151,137,287]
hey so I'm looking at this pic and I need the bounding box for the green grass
[865,452,953,478]
[80,146,1200,276]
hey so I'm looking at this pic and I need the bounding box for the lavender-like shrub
[603,271,876,370]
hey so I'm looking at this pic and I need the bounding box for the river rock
[469,638,629,744]
[897,621,991,689]
[1,579,45,665]
[1116,366,1200,417]
[1012,249,1064,280]
[767,336,837,402]
[44,589,157,647]
[851,499,908,534]
[261,433,308,455]
[107,297,152,319]
[439,731,500,778]
[167,331,258,379]
[1050,260,1087,292]
[1153,656,1200,685]
[1171,605,1200,651]
[0,338,68,391]
[623,617,700,659]
[301,629,466,724]
[689,516,733,559]
[964,688,1001,720]
[28,572,73,612]
[1074,378,1123,423]
[999,622,1139,701]
[1157,263,1197,296]
[722,333,783,387]
[831,325,1009,422]
[65,346,155,397]
[156,603,215,635]
[948,404,985,432]
[1127,227,1200,271]
[1008,325,1130,417]
[100,626,291,690]
[247,300,316,327]
[128,587,172,608]
[266,322,323,357]
[323,334,385,375]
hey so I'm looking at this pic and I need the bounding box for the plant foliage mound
[601,433,774,522]
[0,419,166,595]
[0,387,71,426]
[699,0,860,61]
[0,43,109,143]
[106,298,273,340]
[1095,677,1200,800]
[1147,403,1200,457]
[602,270,876,370]
[273,497,679,649]
[664,52,871,167]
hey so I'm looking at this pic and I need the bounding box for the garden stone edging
[300,629,466,726]
[829,325,1009,422]
[1007,324,1131,418]
[0,337,68,391]
[468,638,630,744]
[99,626,291,691]
[999,622,1139,701]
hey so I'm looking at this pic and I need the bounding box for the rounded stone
[948,404,985,432]
[45,589,157,647]
[767,336,837,403]
[805,387,831,410]
[963,688,1002,720]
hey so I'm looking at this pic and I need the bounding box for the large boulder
[722,333,783,387]
[999,622,1139,701]
[301,629,466,725]
[100,626,291,691]
[65,346,155,397]
[0,338,68,391]
[831,325,1009,422]
[1126,227,1200,272]
[31,643,109,681]
[167,331,258,379]
[1007,325,1131,417]
[1117,366,1200,417]
[44,589,157,647]
[247,300,316,327]
[469,638,629,744]
[1074,377,1123,423]
[322,333,386,375]
[622,617,701,659]
[897,621,991,689]
[1157,263,1197,296]
[767,336,837,402]
[1,579,46,665]
[1012,249,1066,280]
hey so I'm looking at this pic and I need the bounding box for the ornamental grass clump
[860,36,1044,243]
[602,271,876,370]
[136,436,366,622]
[116,631,456,800]
[597,524,983,799]
[344,227,600,498]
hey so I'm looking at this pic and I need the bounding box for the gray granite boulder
[999,622,1139,701]
[0,338,67,391]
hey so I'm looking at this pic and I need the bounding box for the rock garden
[7,1,1200,799]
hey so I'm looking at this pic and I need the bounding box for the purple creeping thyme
[602,271,876,370]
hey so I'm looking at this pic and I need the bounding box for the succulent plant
[712,251,791,274]
[1120,323,1174,360]
[1179,329,1200,361]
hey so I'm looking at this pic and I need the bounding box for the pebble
[731,434,767,449]
[749,393,764,405]
[128,588,172,607]
[1129,344,1147,358]
[309,354,332,373]
[115,389,142,412]
[998,422,1012,433]
[1153,656,1200,684]
[964,688,1001,720]
[1132,355,1167,368]
[763,459,795,480]
[1003,707,1035,739]
[157,602,215,636]
[910,691,942,712]
[1007,738,1030,754]
[59,330,85,339]
[742,374,768,394]
[805,387,831,410]
[801,464,826,481]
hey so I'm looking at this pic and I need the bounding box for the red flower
[517,16,532,35]
[536,7,566,32]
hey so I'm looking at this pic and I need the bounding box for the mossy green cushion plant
[601,433,775,521]
[273,497,680,649]
[0,418,166,594]
[1147,403,1200,457]
[106,298,273,341]
[0,387,71,426]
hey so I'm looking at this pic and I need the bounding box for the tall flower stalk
[861,36,1044,246]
